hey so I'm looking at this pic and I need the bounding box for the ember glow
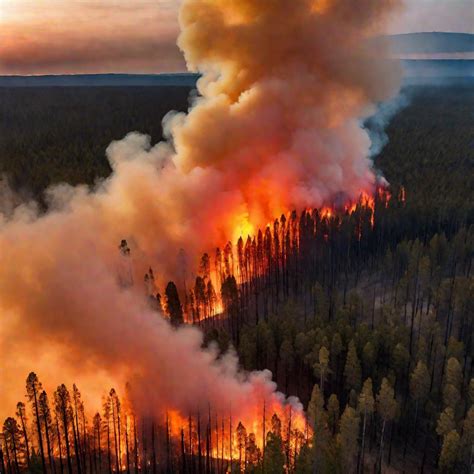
[0,0,402,461]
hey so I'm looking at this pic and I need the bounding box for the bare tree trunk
[125,416,130,474]
[10,436,20,474]
[377,419,386,474]
[111,402,120,473]
[0,445,6,474]
[107,420,112,474]
[43,416,55,474]
[181,428,187,474]
[32,387,47,473]
[133,416,139,474]
[17,410,31,469]
[151,421,157,474]
[61,407,73,474]
[358,409,367,474]
[72,415,82,474]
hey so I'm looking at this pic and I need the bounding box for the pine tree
[54,384,74,474]
[39,390,55,473]
[165,281,184,326]
[358,378,374,474]
[26,372,47,473]
[461,406,473,471]
[338,406,359,472]
[376,378,398,472]
[15,402,31,469]
[443,357,462,411]
[439,430,460,473]
[263,428,285,474]
[245,432,261,468]
[326,394,339,435]
[236,422,247,470]
[307,385,330,471]
[344,340,362,392]
[409,360,430,437]
[3,418,21,473]
[314,346,330,391]
[436,407,456,437]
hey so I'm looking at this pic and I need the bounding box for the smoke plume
[0,0,402,420]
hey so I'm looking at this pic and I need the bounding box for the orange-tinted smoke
[0,0,402,421]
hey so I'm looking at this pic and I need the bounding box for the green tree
[263,430,285,474]
[326,394,339,435]
[439,430,460,473]
[280,338,294,393]
[376,378,398,472]
[461,406,473,471]
[437,407,456,437]
[344,340,362,392]
[307,384,330,471]
[362,341,375,377]
[358,378,375,474]
[314,346,330,391]
[409,360,430,437]
[338,406,359,472]
[443,357,462,411]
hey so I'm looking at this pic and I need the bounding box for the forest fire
[169,187,389,324]
[0,0,404,472]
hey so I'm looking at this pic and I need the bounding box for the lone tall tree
[54,384,74,474]
[165,281,184,326]
[26,372,47,473]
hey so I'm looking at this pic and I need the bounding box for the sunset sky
[0,0,472,75]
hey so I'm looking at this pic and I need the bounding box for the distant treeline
[0,86,193,198]
[1,84,473,223]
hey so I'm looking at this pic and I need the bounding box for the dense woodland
[0,84,473,473]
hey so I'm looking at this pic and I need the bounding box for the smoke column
[0,0,402,419]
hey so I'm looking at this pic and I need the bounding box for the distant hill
[2,34,474,87]
[387,32,474,54]
[0,73,199,88]
[402,59,474,82]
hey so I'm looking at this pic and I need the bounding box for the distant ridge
[402,59,474,81]
[2,33,474,87]
[0,73,199,88]
[386,32,474,54]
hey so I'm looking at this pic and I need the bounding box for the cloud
[0,31,185,74]
[0,0,184,74]
[387,0,474,34]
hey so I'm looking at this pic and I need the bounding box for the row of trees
[1,373,313,474]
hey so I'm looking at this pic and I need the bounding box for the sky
[0,0,472,75]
